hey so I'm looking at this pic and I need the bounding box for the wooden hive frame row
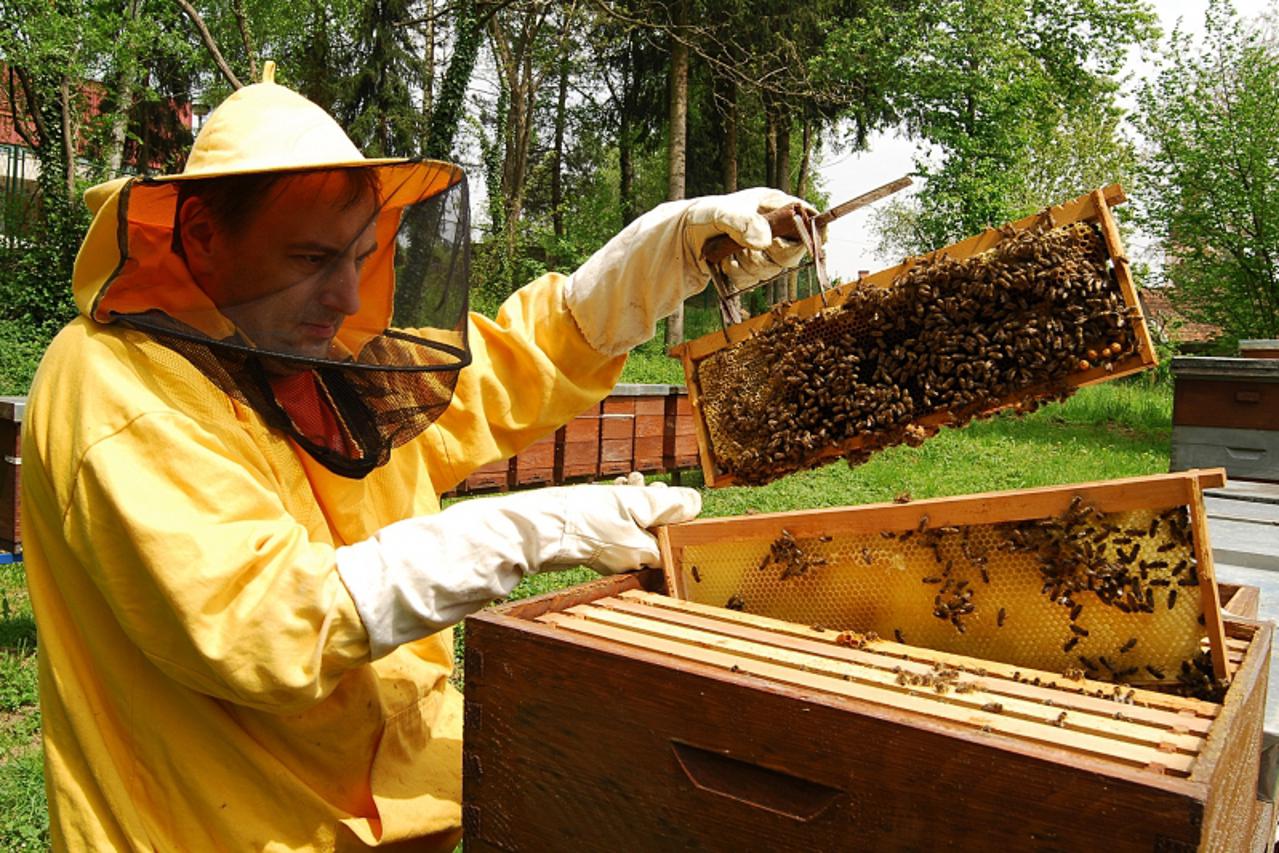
[540,589,1219,776]
[669,184,1158,488]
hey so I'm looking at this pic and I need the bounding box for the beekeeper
[20,64,814,850]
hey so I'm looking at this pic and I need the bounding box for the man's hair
[171,168,381,256]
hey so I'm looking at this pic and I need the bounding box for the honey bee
[1063,636,1080,652]
[997,607,1007,627]
[1119,638,1137,653]
[981,702,1004,714]
[691,565,702,583]
[894,629,906,644]
[1168,589,1178,609]
[1145,665,1165,680]
[726,595,746,611]
[1068,624,1089,637]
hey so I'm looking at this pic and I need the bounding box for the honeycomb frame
[657,470,1230,684]
[669,184,1158,488]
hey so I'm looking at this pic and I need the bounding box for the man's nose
[319,257,363,316]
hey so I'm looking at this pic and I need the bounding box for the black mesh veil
[98,163,472,478]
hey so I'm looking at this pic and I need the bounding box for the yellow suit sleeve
[427,272,626,493]
[61,408,372,713]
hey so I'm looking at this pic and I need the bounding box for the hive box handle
[671,740,843,822]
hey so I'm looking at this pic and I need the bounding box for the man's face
[182,171,379,360]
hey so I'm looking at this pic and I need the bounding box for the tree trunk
[488,6,550,284]
[60,75,76,200]
[425,2,481,158]
[664,0,689,348]
[722,91,738,193]
[175,0,243,90]
[421,0,434,116]
[619,29,640,224]
[232,0,259,80]
[797,116,812,197]
[775,109,797,301]
[715,66,742,318]
[103,0,140,176]
[552,42,569,238]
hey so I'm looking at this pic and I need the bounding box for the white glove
[564,187,816,356]
[335,483,701,658]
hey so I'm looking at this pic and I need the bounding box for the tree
[816,0,1156,255]
[663,0,689,346]
[1134,0,1279,340]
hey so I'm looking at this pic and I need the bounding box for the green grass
[0,563,46,852]
[2,377,1174,850]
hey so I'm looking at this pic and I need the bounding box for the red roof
[1139,288,1221,344]
[1,63,192,171]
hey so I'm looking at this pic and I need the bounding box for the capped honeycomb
[695,222,1141,485]
[676,500,1211,689]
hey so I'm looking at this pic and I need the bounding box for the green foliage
[0,322,52,397]
[0,648,39,714]
[816,0,1156,255]
[425,1,484,159]
[0,746,48,853]
[1134,0,1279,341]
[0,191,86,336]
[0,562,45,852]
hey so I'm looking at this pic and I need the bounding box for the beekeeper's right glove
[335,482,701,658]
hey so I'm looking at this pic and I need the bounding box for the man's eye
[296,254,327,266]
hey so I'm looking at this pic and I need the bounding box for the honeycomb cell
[678,504,1204,685]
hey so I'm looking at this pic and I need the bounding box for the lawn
[0,376,1173,851]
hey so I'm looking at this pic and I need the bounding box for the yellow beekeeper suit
[21,65,812,851]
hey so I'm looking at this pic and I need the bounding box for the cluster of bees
[698,222,1138,484]
[755,528,832,580]
[999,497,1204,684]
[711,494,1225,699]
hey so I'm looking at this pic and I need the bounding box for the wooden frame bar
[670,183,1159,487]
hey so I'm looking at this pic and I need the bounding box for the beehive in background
[659,470,1230,685]
[670,185,1157,487]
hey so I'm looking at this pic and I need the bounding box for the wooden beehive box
[1172,357,1279,483]
[463,570,1272,851]
[670,184,1157,487]
[0,397,22,553]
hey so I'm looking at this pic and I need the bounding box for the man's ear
[177,197,219,279]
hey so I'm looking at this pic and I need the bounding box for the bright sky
[815,0,1277,281]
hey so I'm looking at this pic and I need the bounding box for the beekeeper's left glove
[564,187,816,356]
[335,483,701,658]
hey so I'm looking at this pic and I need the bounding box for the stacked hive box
[0,397,22,554]
[447,384,698,495]
[1239,340,1279,360]
[1172,357,1279,483]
